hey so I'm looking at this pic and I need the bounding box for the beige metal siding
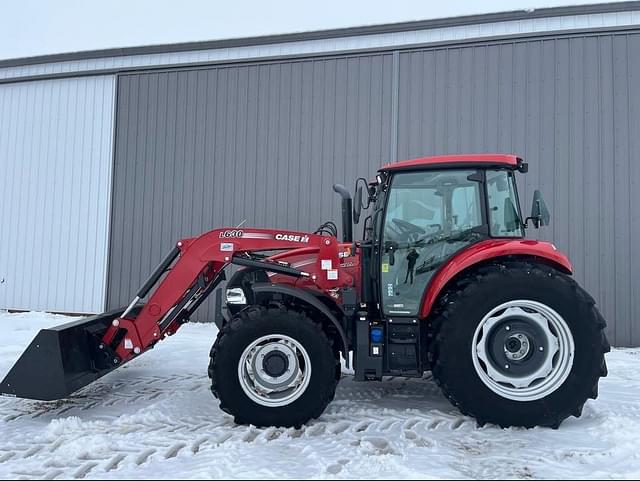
[0,76,115,313]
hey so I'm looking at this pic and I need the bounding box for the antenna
[235,219,247,228]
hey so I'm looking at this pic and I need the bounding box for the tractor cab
[351,154,550,379]
[369,155,528,318]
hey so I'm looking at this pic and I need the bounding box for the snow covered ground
[0,311,639,480]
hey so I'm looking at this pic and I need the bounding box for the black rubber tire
[208,304,340,428]
[428,260,610,429]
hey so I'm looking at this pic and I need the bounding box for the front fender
[252,283,350,367]
[419,239,572,319]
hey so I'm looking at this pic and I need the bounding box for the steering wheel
[384,218,427,248]
[391,218,426,235]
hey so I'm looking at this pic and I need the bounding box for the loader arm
[100,228,347,366]
[1,228,348,401]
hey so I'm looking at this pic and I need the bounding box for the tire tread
[427,260,609,428]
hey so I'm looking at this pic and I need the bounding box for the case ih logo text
[275,233,310,243]
[219,230,243,239]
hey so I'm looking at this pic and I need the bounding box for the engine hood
[227,242,360,291]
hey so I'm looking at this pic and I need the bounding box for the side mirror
[354,184,364,224]
[527,190,551,228]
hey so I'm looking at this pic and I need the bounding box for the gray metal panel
[0,76,115,313]
[107,54,394,321]
[107,29,640,345]
[396,32,640,346]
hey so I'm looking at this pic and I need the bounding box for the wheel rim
[237,334,312,407]
[471,300,575,402]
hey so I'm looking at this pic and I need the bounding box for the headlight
[226,287,247,304]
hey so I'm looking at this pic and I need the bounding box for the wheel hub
[472,300,575,402]
[504,333,531,361]
[262,350,289,378]
[238,335,312,407]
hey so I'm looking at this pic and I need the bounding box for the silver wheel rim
[237,334,312,407]
[471,300,575,402]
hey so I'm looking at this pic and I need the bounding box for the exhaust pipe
[332,184,353,243]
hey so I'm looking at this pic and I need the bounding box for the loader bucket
[1,307,129,401]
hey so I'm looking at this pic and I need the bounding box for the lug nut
[505,364,510,369]
[506,326,511,331]
[539,347,544,351]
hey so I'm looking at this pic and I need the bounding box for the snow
[0,310,639,479]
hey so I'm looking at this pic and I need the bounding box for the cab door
[380,170,486,317]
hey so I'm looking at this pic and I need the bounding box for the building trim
[2,6,640,84]
[102,74,119,311]
[1,23,639,86]
[1,1,639,69]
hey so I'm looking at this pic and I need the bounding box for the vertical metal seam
[390,51,400,162]
[567,40,573,259]
[552,39,559,249]
[103,75,119,310]
[625,34,633,345]
[581,37,587,288]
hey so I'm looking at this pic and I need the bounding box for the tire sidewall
[435,266,602,426]
[213,309,337,427]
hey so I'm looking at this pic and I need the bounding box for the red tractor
[2,154,609,429]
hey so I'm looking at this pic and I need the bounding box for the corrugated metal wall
[396,32,640,346]
[0,76,115,313]
[109,31,640,345]
[107,54,394,320]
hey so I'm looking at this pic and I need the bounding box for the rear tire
[428,260,610,428]
[209,305,340,428]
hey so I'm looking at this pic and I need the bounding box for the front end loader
[2,153,610,429]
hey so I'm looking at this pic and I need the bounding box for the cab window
[486,170,523,237]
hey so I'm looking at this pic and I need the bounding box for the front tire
[429,261,610,428]
[209,305,340,428]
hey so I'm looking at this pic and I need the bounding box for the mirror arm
[523,215,542,229]
[525,197,544,229]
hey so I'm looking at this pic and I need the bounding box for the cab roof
[379,154,521,172]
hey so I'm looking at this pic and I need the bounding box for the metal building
[1,3,639,345]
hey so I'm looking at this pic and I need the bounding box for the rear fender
[419,239,572,319]
[252,283,350,367]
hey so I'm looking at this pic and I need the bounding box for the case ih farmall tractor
[2,154,609,429]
